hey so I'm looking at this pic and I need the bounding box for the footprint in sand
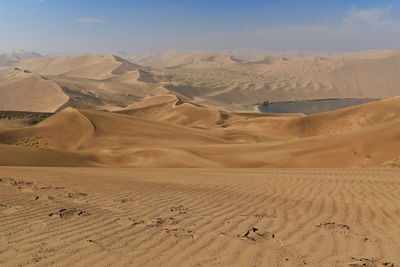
[1,179,35,192]
[165,228,195,239]
[115,198,135,204]
[0,177,16,184]
[348,257,395,267]
[146,217,179,227]
[34,194,54,201]
[360,235,380,245]
[316,222,350,233]
[114,217,145,227]
[218,227,283,246]
[65,192,88,203]
[49,208,91,219]
[170,205,190,214]
[9,180,34,186]
[0,203,10,210]
[39,186,65,190]
[239,213,277,219]
[240,227,276,243]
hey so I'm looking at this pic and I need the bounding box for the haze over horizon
[1,0,400,55]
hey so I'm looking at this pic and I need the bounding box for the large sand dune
[0,69,69,112]
[120,50,239,68]
[13,55,167,110]
[0,96,399,168]
[159,51,400,108]
[0,50,41,68]
[0,167,399,266]
[15,54,137,80]
[2,50,397,112]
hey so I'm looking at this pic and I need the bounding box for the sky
[1,0,400,54]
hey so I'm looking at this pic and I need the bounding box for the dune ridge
[155,50,400,108]
[15,54,138,80]
[0,96,399,168]
[2,50,397,112]
[0,69,69,112]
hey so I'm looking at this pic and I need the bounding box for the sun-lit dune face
[1,50,400,168]
[3,50,399,112]
[145,50,400,108]
[15,54,138,80]
[0,96,399,168]
[11,55,167,110]
[122,50,239,69]
[0,69,69,112]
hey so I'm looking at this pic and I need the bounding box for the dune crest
[0,96,399,168]
[16,54,138,80]
[0,69,69,112]
[2,50,398,111]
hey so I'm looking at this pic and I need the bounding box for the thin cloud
[209,6,400,52]
[77,18,104,24]
[344,5,392,25]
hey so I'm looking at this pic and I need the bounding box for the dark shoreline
[259,98,380,115]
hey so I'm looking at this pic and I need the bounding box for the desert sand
[2,50,397,111]
[0,167,399,266]
[0,69,69,112]
[0,95,399,168]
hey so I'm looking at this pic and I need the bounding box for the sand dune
[119,95,400,137]
[156,50,400,108]
[15,54,138,80]
[120,50,239,68]
[0,167,399,266]
[117,94,297,129]
[0,96,399,168]
[13,55,167,110]
[0,69,69,112]
[3,50,398,112]
[1,52,400,168]
[0,50,42,68]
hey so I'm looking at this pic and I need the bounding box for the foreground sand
[0,167,399,266]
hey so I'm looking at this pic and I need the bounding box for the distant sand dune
[5,50,399,111]
[13,55,167,110]
[0,69,69,112]
[157,50,400,108]
[15,54,138,80]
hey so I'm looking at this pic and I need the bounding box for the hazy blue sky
[1,0,400,54]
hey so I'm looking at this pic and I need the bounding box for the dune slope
[7,51,400,111]
[0,69,69,112]
[0,96,399,168]
[157,50,400,108]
